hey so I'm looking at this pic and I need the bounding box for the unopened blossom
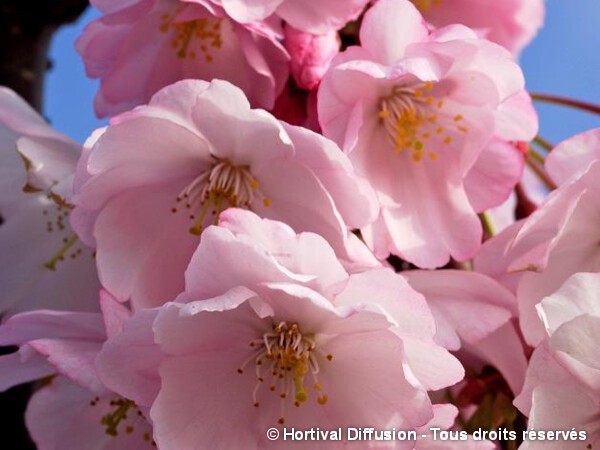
[408,0,544,55]
[72,80,378,308]
[96,210,464,448]
[318,0,536,268]
[0,88,100,317]
[205,0,370,34]
[514,273,600,449]
[284,26,340,90]
[77,0,289,117]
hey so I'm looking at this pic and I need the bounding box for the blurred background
[44,0,600,145]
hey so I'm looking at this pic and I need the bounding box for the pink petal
[545,128,600,186]
[93,181,200,307]
[464,139,524,213]
[276,0,369,34]
[538,272,600,336]
[26,376,154,450]
[282,122,379,228]
[405,270,515,349]
[359,0,428,65]
[0,347,54,392]
[550,315,600,394]
[96,308,162,408]
[334,268,436,340]
[462,321,527,395]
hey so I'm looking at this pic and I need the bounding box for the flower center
[36,193,89,271]
[238,322,332,425]
[411,0,443,13]
[89,395,153,444]
[160,12,223,62]
[172,158,271,236]
[378,82,468,162]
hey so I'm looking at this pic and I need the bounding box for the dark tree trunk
[0,2,89,448]
[0,1,89,111]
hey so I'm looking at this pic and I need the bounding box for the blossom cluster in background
[1,0,599,448]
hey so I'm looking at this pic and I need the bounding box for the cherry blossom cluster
[1,0,597,449]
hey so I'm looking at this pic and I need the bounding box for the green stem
[531,93,600,116]
[480,211,497,238]
[532,135,554,153]
[527,145,546,165]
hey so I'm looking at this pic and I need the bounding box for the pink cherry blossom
[72,80,378,308]
[284,25,340,90]
[180,209,463,394]
[206,0,370,33]
[408,0,545,55]
[77,0,289,117]
[26,375,155,450]
[0,292,156,448]
[150,289,429,448]
[95,210,464,448]
[514,273,600,449]
[0,87,100,317]
[487,152,600,345]
[318,0,536,268]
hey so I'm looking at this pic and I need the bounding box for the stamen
[101,398,135,437]
[172,158,270,236]
[238,322,333,425]
[160,13,223,62]
[377,81,468,162]
[44,234,78,271]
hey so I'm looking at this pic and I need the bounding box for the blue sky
[45,0,600,144]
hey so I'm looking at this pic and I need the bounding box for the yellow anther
[160,15,223,61]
